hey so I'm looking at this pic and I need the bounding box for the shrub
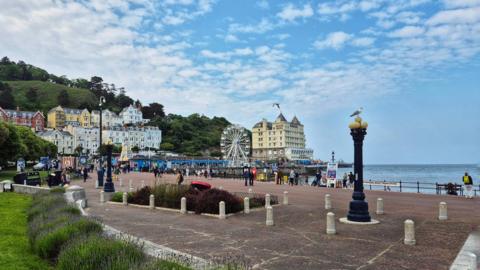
[33,218,102,260]
[57,235,146,270]
[130,186,152,205]
[194,189,242,214]
[111,191,134,203]
[111,192,123,203]
[185,188,200,212]
[150,184,190,209]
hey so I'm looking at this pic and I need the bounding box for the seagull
[272,103,281,110]
[350,107,363,117]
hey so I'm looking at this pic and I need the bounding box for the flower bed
[27,190,193,270]
[111,184,277,214]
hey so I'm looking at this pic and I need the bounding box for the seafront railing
[362,180,479,196]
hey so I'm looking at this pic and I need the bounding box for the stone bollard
[180,197,187,214]
[219,186,223,190]
[283,191,288,205]
[326,212,336,235]
[129,179,133,189]
[438,202,447,220]
[325,194,332,210]
[141,180,145,188]
[376,198,384,215]
[149,194,155,210]
[265,194,271,208]
[248,188,253,195]
[219,201,226,219]
[244,197,250,214]
[266,206,274,226]
[100,191,105,204]
[24,180,27,185]
[404,219,416,245]
[119,178,124,187]
[122,192,128,206]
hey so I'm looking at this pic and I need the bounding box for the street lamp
[346,116,371,222]
[97,96,106,187]
[103,139,115,193]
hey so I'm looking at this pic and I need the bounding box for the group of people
[243,167,256,186]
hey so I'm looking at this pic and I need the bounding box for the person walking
[342,173,348,188]
[289,169,295,186]
[249,169,254,186]
[294,171,299,186]
[176,170,184,186]
[82,167,88,183]
[348,172,355,188]
[243,166,250,186]
[463,172,474,199]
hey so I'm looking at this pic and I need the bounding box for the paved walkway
[79,172,480,270]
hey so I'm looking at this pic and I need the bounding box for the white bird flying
[272,103,280,110]
[350,107,363,117]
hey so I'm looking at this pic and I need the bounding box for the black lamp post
[97,96,106,187]
[103,140,115,192]
[347,118,371,222]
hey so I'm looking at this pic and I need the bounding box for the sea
[310,164,479,194]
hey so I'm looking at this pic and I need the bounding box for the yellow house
[64,108,82,126]
[79,109,91,128]
[47,106,66,129]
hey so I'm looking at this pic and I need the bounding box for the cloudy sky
[1,0,479,164]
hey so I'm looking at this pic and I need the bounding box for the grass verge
[0,193,52,270]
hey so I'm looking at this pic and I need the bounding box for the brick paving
[79,172,480,270]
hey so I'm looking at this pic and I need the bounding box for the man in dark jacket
[83,167,88,182]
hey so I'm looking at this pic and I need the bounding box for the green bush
[111,192,124,202]
[111,191,133,203]
[57,235,146,270]
[33,218,102,260]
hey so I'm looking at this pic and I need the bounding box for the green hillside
[5,80,97,113]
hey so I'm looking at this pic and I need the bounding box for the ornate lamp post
[103,139,115,192]
[97,96,106,187]
[347,116,371,222]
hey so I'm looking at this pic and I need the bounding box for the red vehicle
[191,181,211,191]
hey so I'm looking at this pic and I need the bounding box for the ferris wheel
[220,124,250,167]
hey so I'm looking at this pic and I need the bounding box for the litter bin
[13,173,27,184]
[47,170,62,187]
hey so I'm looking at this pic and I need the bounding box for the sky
[0,0,479,164]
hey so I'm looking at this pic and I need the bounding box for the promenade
[80,172,479,270]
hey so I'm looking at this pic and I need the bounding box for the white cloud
[442,0,480,8]
[225,34,239,42]
[228,18,276,34]
[352,37,376,46]
[277,3,313,22]
[427,6,480,25]
[314,32,352,50]
[388,26,425,37]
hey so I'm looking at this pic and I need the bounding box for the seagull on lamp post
[350,107,363,117]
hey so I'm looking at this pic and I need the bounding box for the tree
[57,89,70,106]
[115,94,134,108]
[0,122,26,166]
[26,87,38,102]
[74,145,84,156]
[0,82,15,109]
[160,142,174,151]
[89,76,104,93]
[142,102,165,119]
[131,146,140,153]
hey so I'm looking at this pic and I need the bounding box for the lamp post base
[103,181,115,193]
[347,191,371,222]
